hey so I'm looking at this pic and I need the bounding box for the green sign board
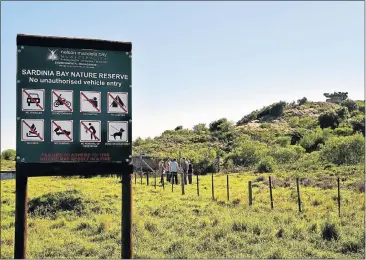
[16,35,132,174]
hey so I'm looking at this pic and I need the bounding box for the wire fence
[133,170,346,217]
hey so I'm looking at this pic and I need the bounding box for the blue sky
[1,1,364,151]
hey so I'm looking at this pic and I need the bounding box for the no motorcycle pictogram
[52,90,73,112]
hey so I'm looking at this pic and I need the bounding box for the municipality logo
[47,49,59,61]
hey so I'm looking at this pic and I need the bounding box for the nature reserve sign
[14,35,133,259]
[16,35,132,167]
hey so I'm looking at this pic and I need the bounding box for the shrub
[321,222,339,241]
[268,146,304,164]
[334,127,353,136]
[341,99,358,112]
[275,136,291,147]
[1,149,16,161]
[226,139,268,167]
[320,134,365,165]
[297,97,308,106]
[318,111,339,129]
[299,129,328,153]
[174,125,183,131]
[256,156,277,173]
[349,115,365,136]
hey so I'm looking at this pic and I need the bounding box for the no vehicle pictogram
[22,89,44,111]
[80,91,101,113]
[108,92,128,113]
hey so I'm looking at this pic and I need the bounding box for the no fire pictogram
[108,92,128,113]
[21,119,44,142]
[80,120,101,142]
[51,120,73,142]
[80,91,101,113]
[52,90,73,112]
[22,88,45,111]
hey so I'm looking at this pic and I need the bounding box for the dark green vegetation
[133,98,365,177]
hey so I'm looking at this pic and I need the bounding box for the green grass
[1,173,364,259]
[1,159,15,171]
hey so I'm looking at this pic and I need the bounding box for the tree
[174,125,183,131]
[297,97,308,106]
[193,123,208,134]
[1,149,16,161]
[318,111,339,129]
[341,99,358,112]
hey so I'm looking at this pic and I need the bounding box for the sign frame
[14,34,133,259]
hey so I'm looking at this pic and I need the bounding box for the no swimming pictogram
[51,120,73,142]
[108,92,128,113]
[80,120,101,142]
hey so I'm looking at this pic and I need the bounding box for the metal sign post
[14,34,133,259]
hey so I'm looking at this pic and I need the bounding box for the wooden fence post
[211,172,215,200]
[248,181,253,206]
[154,172,156,189]
[147,171,149,186]
[296,178,301,213]
[337,177,341,217]
[269,176,274,209]
[197,174,199,197]
[227,174,229,201]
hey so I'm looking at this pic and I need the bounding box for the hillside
[132,98,365,178]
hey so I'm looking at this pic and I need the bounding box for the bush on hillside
[1,149,16,161]
[237,111,259,125]
[268,146,305,164]
[318,111,339,129]
[175,125,183,131]
[299,128,330,153]
[341,99,358,112]
[258,101,287,118]
[334,127,354,136]
[297,97,308,106]
[336,107,349,120]
[256,156,277,173]
[349,115,365,136]
[320,134,365,165]
[226,139,268,167]
[275,136,291,147]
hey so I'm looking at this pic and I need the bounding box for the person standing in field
[158,159,165,184]
[165,158,171,182]
[182,157,189,184]
[169,158,179,184]
[188,161,194,184]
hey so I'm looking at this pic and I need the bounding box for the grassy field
[1,172,364,259]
